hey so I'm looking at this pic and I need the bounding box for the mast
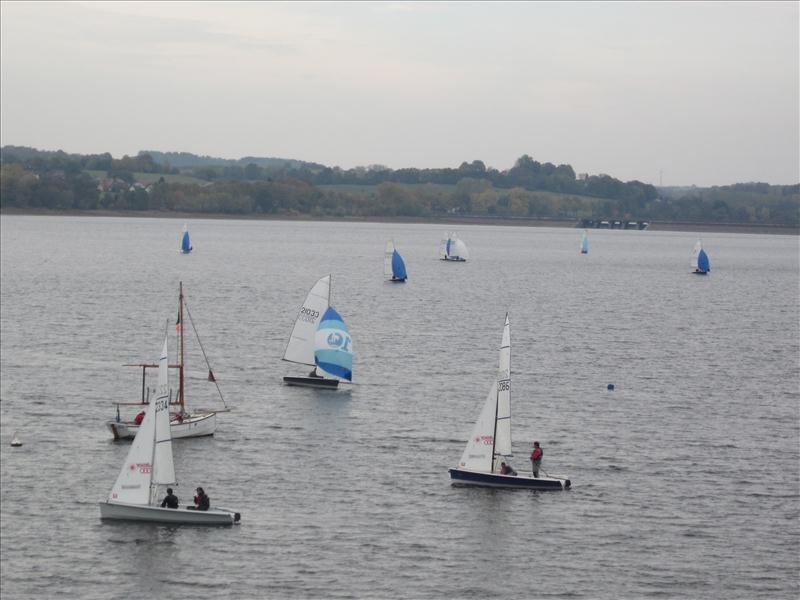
[179,281,185,413]
[490,385,499,473]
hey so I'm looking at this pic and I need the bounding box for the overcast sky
[1,1,798,186]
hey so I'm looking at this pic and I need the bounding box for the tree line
[1,146,797,226]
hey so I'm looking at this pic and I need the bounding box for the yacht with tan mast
[107,282,229,440]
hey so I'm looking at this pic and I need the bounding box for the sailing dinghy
[107,282,228,440]
[449,314,571,490]
[691,240,710,275]
[180,224,193,254]
[99,334,240,525]
[440,232,469,262]
[580,230,589,254]
[384,240,408,282]
[283,275,353,389]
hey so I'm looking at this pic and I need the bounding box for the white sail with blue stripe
[314,306,353,382]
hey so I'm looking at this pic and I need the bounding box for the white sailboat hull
[107,411,216,440]
[99,501,239,525]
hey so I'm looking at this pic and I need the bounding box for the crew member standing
[530,441,543,478]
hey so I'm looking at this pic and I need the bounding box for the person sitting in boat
[160,487,179,509]
[134,410,146,425]
[500,462,517,476]
[188,487,210,511]
[171,411,185,423]
[530,441,543,478]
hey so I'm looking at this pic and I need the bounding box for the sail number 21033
[299,307,320,323]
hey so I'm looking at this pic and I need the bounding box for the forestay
[283,275,331,366]
[314,306,353,382]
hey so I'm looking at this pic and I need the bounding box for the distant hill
[141,150,325,170]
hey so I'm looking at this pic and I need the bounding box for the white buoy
[10,432,22,447]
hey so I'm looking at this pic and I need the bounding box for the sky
[1,1,798,187]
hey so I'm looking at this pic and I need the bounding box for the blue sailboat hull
[449,468,570,490]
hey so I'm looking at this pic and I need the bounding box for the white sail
[108,335,172,505]
[152,335,175,487]
[451,237,469,260]
[384,240,394,279]
[458,380,498,472]
[283,275,331,366]
[495,315,511,460]
[691,240,702,270]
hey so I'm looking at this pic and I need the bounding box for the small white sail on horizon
[440,232,469,261]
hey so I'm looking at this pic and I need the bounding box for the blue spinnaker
[314,306,352,381]
[181,230,192,253]
[392,250,407,280]
[697,249,710,272]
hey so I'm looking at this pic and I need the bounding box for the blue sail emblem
[326,331,344,347]
[314,306,352,381]
[391,249,407,281]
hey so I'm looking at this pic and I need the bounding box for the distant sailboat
[384,240,408,282]
[10,432,22,447]
[580,230,589,254]
[449,314,571,490]
[283,275,353,388]
[180,224,193,254]
[99,334,240,525]
[440,232,469,261]
[691,240,710,275]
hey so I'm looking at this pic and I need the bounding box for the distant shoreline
[1,207,796,235]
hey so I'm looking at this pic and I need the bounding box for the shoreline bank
[1,208,796,235]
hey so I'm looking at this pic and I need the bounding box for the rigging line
[182,297,229,410]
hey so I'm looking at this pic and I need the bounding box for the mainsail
[283,275,331,366]
[691,241,702,270]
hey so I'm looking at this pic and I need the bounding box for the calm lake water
[1,215,798,599]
